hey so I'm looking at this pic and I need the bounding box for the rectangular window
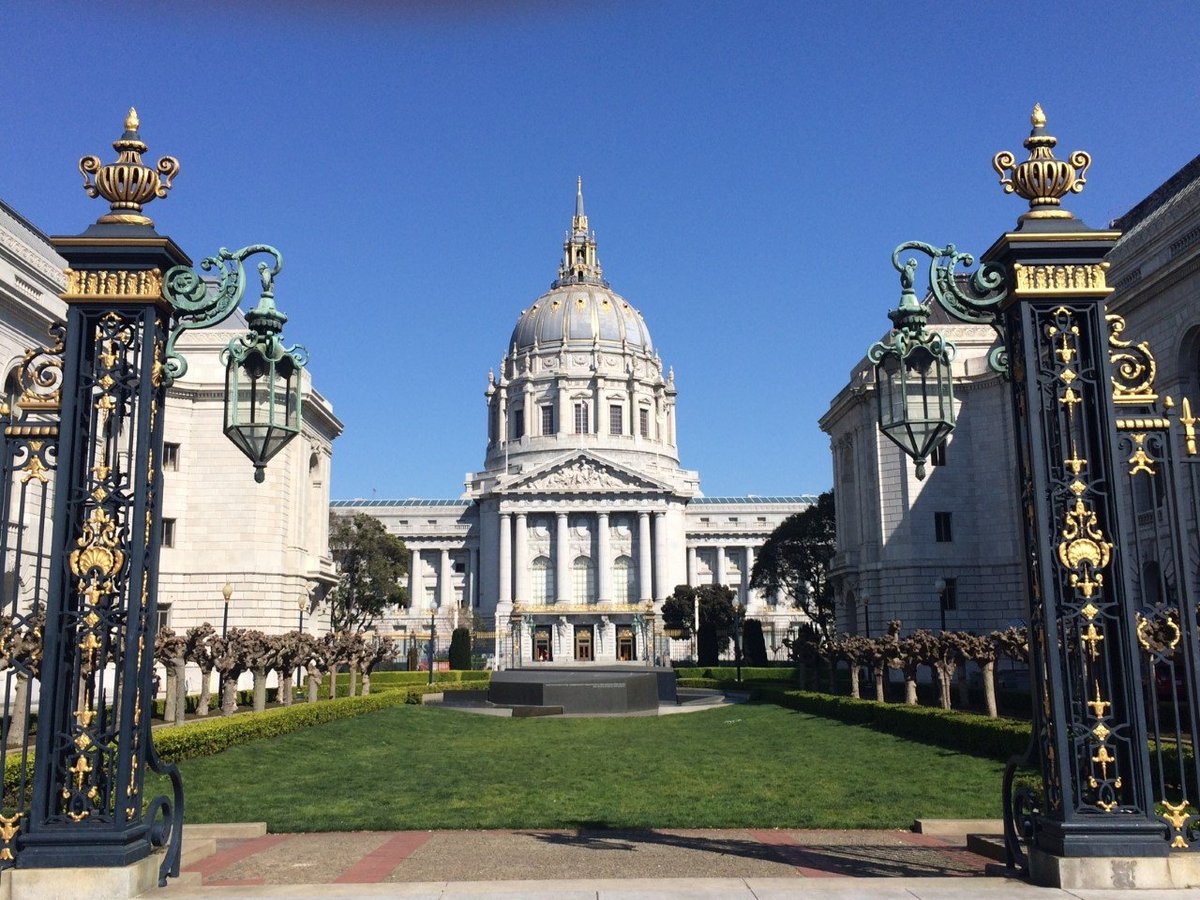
[941,577,958,610]
[574,401,589,434]
[162,442,180,471]
[639,408,650,437]
[512,407,525,440]
[609,404,623,435]
[453,561,466,574]
[541,404,554,435]
[155,603,171,634]
[162,518,176,548]
[931,439,947,468]
[934,511,953,543]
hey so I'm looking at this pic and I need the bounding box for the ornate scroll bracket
[161,244,283,384]
[885,240,1008,376]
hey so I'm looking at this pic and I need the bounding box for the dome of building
[509,285,653,354]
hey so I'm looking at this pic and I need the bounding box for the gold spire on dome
[554,177,606,288]
[992,103,1092,221]
[79,107,180,227]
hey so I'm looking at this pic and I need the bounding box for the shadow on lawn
[527,827,988,877]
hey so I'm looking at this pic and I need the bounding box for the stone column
[467,547,478,608]
[653,511,668,600]
[686,546,698,586]
[498,513,512,607]
[410,549,423,609]
[596,511,611,603]
[637,511,652,601]
[439,548,452,609]
[715,545,726,586]
[556,512,571,605]
[514,512,529,605]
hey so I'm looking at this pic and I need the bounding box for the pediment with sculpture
[506,453,668,494]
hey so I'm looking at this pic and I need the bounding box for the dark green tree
[448,626,471,670]
[750,490,836,643]
[742,619,768,666]
[661,583,737,663]
[328,512,410,633]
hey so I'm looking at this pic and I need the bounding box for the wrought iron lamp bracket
[873,240,1009,376]
[161,244,295,384]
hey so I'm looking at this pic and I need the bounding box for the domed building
[335,182,813,666]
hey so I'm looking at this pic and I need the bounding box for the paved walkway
[157,828,1200,898]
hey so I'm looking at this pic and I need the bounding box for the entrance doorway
[616,625,636,661]
[574,625,594,661]
[533,625,553,662]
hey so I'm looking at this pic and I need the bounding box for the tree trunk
[307,672,321,703]
[9,674,28,747]
[197,665,213,717]
[957,665,970,710]
[825,658,834,693]
[848,664,860,699]
[349,662,359,698]
[252,668,267,712]
[328,667,337,700]
[904,675,917,705]
[163,668,177,722]
[280,669,294,707]
[221,676,238,715]
[874,666,885,703]
[937,668,952,710]
[173,660,187,725]
[362,671,372,696]
[983,660,997,718]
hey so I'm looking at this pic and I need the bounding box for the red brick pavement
[186,833,289,880]
[333,831,431,883]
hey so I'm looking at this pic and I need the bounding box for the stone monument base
[1029,848,1200,890]
[5,849,163,900]
[489,667,674,714]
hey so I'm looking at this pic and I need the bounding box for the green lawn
[160,703,1004,831]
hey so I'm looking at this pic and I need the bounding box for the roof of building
[1112,153,1200,234]
[692,496,817,505]
[331,498,469,509]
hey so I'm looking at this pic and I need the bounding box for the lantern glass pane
[224,348,302,470]
[875,345,956,465]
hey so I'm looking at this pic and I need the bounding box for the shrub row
[401,682,489,704]
[676,678,721,688]
[152,689,411,763]
[747,685,1032,761]
[346,670,492,686]
[673,667,798,683]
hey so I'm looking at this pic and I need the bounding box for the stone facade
[822,153,1200,639]
[335,183,814,665]
[0,197,342,640]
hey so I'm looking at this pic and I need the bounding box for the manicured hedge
[674,667,798,683]
[676,678,721,688]
[344,670,492,686]
[747,685,1031,761]
[152,690,411,763]
[401,682,490,703]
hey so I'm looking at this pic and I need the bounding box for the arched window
[612,555,634,604]
[572,556,596,604]
[532,556,554,605]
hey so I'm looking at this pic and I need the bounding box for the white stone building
[821,152,1200,639]
[0,196,342,639]
[820,310,1025,636]
[335,183,814,665]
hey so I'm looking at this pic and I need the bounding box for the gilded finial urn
[993,104,1092,220]
[79,108,179,226]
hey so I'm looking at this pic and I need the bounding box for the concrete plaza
[157,825,1200,898]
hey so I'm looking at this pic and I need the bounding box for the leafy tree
[662,584,737,664]
[361,636,397,695]
[449,627,471,670]
[750,490,836,643]
[328,513,410,633]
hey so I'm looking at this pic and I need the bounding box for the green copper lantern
[868,254,956,479]
[222,261,307,483]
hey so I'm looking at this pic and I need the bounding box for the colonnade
[409,546,478,610]
[496,508,671,606]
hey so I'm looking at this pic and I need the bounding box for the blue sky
[2,2,1198,499]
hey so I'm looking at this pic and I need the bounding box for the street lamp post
[219,581,233,711]
[427,607,436,685]
[866,107,1165,869]
[934,578,947,633]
